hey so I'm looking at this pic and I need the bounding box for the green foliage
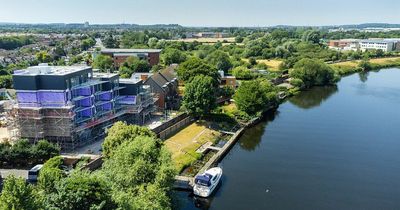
[0,36,35,50]
[101,132,175,209]
[119,56,151,78]
[290,58,339,88]
[162,48,187,65]
[0,139,60,168]
[45,170,115,210]
[102,121,156,158]
[102,35,119,48]
[0,176,40,210]
[38,156,65,194]
[177,57,220,85]
[302,30,321,44]
[81,37,96,50]
[205,50,232,72]
[231,66,254,80]
[92,54,113,72]
[0,75,12,88]
[234,79,278,116]
[182,75,217,117]
[358,59,373,71]
[35,51,52,63]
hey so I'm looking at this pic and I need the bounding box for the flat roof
[13,65,91,76]
[119,78,142,84]
[92,72,118,79]
[360,39,394,44]
[101,48,162,53]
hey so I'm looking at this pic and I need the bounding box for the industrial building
[9,64,155,151]
[100,48,162,67]
[359,40,396,52]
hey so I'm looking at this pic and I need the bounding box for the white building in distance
[359,40,396,52]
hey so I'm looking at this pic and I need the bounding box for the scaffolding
[10,78,157,151]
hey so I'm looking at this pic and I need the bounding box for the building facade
[359,40,395,52]
[10,64,155,151]
[100,48,162,67]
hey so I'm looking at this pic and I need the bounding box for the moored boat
[193,167,222,197]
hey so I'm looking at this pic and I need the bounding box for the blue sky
[0,0,400,26]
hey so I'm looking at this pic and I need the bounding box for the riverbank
[331,56,400,75]
[172,58,400,188]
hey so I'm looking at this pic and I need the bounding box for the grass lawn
[241,59,283,71]
[165,122,221,172]
[256,59,283,71]
[332,56,400,68]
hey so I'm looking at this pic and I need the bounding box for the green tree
[101,134,175,209]
[358,59,373,71]
[45,170,115,210]
[162,48,187,65]
[102,121,156,158]
[232,66,253,80]
[103,35,119,48]
[177,57,220,85]
[0,75,12,89]
[234,79,278,116]
[302,30,321,44]
[119,56,151,78]
[205,50,233,73]
[92,54,113,72]
[36,51,52,63]
[0,176,40,210]
[290,58,338,88]
[32,140,60,163]
[182,75,217,117]
[37,156,65,194]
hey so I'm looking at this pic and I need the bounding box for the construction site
[8,64,156,151]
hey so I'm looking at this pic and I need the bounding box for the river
[176,68,400,210]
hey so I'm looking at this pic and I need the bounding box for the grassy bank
[331,57,400,75]
[165,122,221,173]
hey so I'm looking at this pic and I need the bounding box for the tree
[205,50,232,73]
[182,75,217,117]
[231,66,253,80]
[162,48,187,65]
[119,56,151,78]
[234,79,278,116]
[0,75,12,89]
[45,170,115,210]
[102,121,156,158]
[92,54,113,72]
[358,59,373,71]
[101,133,175,209]
[36,51,52,63]
[290,58,338,88]
[177,57,220,85]
[0,176,40,210]
[32,140,60,163]
[37,156,65,194]
[302,30,321,44]
[103,35,119,48]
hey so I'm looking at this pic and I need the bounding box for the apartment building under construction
[10,64,155,151]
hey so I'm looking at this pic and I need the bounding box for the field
[331,56,400,75]
[256,59,284,71]
[164,122,221,172]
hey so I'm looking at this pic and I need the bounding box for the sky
[1,0,400,27]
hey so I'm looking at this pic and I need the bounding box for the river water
[177,68,400,210]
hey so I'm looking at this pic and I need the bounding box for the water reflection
[358,72,369,83]
[289,85,338,109]
[239,109,278,151]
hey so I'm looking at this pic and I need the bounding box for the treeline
[0,35,36,50]
[0,139,60,168]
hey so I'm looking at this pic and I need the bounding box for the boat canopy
[195,173,213,187]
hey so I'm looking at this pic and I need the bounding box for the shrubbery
[0,139,60,168]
